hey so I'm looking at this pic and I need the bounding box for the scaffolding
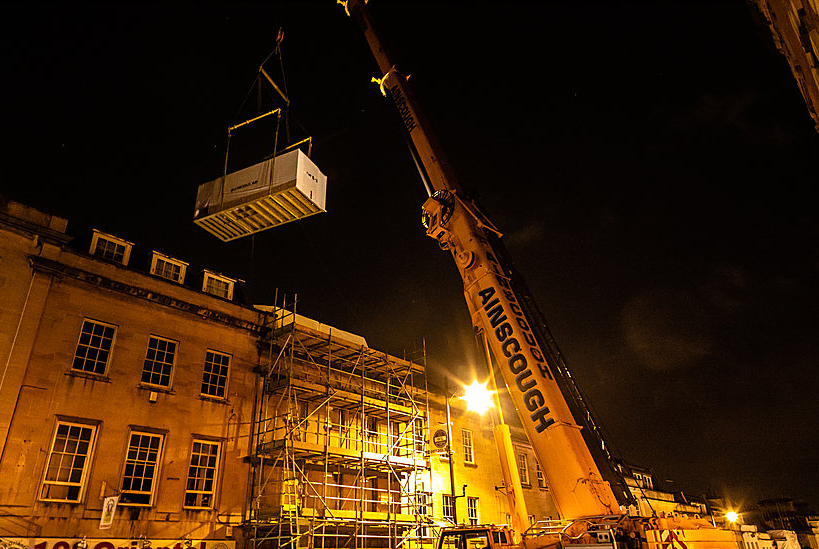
[248,296,434,548]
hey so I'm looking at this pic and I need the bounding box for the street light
[460,380,495,415]
[444,379,494,524]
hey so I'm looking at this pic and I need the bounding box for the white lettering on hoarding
[0,540,234,549]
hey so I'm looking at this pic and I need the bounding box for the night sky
[3,2,818,510]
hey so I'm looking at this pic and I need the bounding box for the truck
[340,2,745,549]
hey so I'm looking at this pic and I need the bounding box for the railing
[257,413,426,460]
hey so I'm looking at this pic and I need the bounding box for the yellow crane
[340,2,745,549]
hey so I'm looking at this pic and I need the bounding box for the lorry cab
[438,526,517,549]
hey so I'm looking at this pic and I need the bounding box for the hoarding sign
[0,540,234,549]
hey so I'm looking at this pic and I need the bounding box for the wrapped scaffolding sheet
[194,149,326,241]
[769,530,800,549]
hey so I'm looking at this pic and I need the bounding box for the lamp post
[445,390,458,524]
[444,379,495,526]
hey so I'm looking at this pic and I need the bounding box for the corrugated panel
[194,188,324,242]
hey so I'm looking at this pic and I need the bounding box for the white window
[140,336,177,388]
[72,319,116,375]
[414,418,426,452]
[418,492,430,538]
[442,494,455,522]
[517,452,530,486]
[201,350,230,398]
[337,408,349,447]
[150,251,188,283]
[418,492,429,516]
[120,431,164,505]
[467,497,479,526]
[462,428,474,463]
[90,229,132,266]
[366,415,379,440]
[40,421,97,502]
[184,439,220,508]
[202,270,235,300]
[536,460,545,488]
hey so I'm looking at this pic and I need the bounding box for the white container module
[194,149,327,242]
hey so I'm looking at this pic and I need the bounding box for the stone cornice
[30,256,268,336]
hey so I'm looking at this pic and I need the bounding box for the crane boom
[343,0,621,523]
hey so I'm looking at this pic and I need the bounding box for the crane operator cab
[437,525,516,549]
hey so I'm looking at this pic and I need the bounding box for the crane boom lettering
[479,283,556,433]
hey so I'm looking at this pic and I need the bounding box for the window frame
[418,492,431,539]
[71,318,117,376]
[90,229,133,266]
[442,494,455,522]
[39,420,98,503]
[536,460,546,489]
[202,269,235,300]
[150,251,188,283]
[201,349,230,399]
[184,438,221,509]
[140,335,178,389]
[119,430,164,507]
[414,417,426,452]
[467,496,479,526]
[462,428,474,464]
[517,452,530,486]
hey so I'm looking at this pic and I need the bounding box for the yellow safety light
[726,512,739,523]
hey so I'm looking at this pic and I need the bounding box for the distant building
[750,0,819,132]
[613,461,709,520]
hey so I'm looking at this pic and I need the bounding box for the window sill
[67,370,110,382]
[39,498,82,504]
[137,383,174,394]
[199,394,229,405]
[464,461,478,468]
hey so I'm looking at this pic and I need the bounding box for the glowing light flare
[460,380,495,415]
[726,511,739,523]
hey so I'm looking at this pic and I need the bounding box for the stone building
[750,0,819,132]
[0,198,263,549]
[425,393,558,530]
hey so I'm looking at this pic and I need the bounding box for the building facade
[751,0,819,132]
[0,199,262,549]
[425,393,558,531]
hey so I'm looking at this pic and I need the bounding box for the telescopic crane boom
[341,0,622,528]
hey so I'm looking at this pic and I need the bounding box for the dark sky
[3,2,818,509]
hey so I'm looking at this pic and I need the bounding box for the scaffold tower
[247,296,433,548]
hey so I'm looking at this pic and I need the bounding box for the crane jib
[478,283,556,434]
[389,85,417,133]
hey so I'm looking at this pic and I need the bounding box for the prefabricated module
[194,149,327,242]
